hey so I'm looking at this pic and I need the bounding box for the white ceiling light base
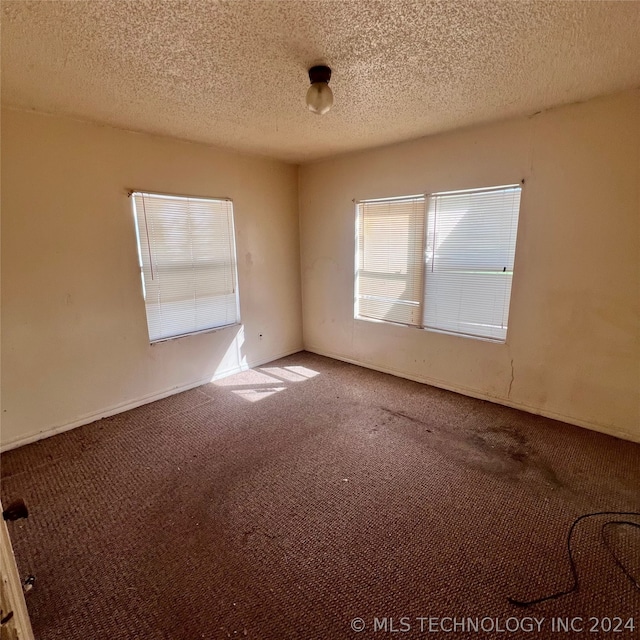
[306,65,333,115]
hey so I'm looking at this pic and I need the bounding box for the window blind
[423,185,521,341]
[131,192,240,343]
[356,196,426,326]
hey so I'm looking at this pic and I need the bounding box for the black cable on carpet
[508,511,640,607]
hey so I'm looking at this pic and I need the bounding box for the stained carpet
[1,352,639,639]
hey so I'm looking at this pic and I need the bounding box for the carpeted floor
[1,352,639,639]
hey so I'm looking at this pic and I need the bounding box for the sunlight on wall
[207,326,248,383]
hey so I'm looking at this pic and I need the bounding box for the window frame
[354,194,427,327]
[354,183,523,343]
[130,189,241,344]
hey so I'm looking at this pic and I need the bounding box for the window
[355,184,522,342]
[356,195,426,326]
[131,191,240,343]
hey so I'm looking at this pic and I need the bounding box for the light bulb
[306,65,334,115]
[306,82,333,115]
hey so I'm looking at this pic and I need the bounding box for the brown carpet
[1,352,639,639]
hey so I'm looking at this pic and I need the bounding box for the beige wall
[2,92,638,449]
[299,90,640,443]
[1,108,302,449]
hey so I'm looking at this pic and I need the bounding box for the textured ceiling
[2,0,640,163]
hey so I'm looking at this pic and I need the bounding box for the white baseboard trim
[305,345,640,444]
[0,346,303,453]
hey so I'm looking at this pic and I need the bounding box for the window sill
[354,315,507,344]
[150,322,241,345]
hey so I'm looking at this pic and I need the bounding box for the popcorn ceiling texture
[2,0,640,162]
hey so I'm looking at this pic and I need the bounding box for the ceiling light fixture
[306,65,333,115]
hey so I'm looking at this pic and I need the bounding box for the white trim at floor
[305,345,639,445]
[0,346,303,453]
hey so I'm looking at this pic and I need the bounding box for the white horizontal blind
[356,196,426,325]
[132,192,239,342]
[423,185,521,341]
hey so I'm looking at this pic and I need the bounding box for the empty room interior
[1,1,639,639]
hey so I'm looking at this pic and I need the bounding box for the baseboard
[305,345,640,445]
[0,346,303,453]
